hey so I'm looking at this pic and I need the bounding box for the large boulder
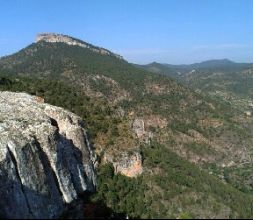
[0,92,96,219]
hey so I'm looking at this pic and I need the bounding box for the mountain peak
[36,33,124,60]
[36,33,88,47]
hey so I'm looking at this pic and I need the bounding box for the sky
[1,0,253,64]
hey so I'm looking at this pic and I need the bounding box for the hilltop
[36,33,124,60]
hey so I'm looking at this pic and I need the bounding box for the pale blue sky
[1,0,253,64]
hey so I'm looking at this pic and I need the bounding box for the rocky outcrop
[133,119,146,139]
[132,118,153,144]
[132,116,167,144]
[104,151,143,178]
[36,33,123,60]
[0,92,96,219]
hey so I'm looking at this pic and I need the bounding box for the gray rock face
[0,92,96,219]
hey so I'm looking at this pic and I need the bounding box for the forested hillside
[1,34,253,218]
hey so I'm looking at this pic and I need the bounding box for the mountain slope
[1,34,253,218]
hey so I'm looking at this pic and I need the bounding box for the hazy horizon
[1,0,253,64]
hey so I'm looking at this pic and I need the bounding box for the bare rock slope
[0,92,96,219]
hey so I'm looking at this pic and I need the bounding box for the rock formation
[132,119,146,139]
[36,33,123,60]
[104,151,143,178]
[132,118,154,144]
[0,92,96,219]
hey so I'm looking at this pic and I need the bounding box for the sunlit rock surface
[0,92,96,219]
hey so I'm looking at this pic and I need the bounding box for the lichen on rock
[0,91,96,219]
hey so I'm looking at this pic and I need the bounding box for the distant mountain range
[165,59,251,70]
[138,59,253,77]
[138,59,253,111]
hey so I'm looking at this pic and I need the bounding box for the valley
[1,33,253,218]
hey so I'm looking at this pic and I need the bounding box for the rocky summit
[36,33,124,60]
[0,92,96,219]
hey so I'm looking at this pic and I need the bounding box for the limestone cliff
[0,92,96,219]
[36,33,123,60]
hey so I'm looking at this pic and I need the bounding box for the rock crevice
[6,144,34,217]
